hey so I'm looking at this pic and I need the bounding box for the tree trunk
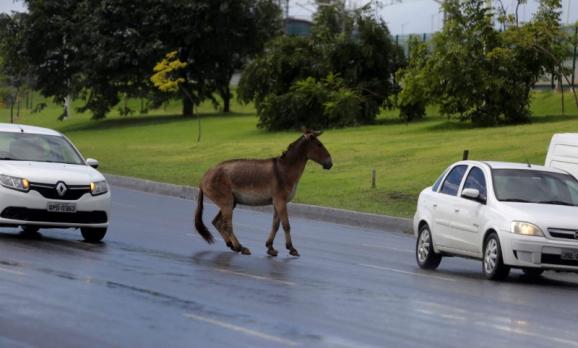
[182,94,193,117]
[9,101,14,124]
[221,86,231,113]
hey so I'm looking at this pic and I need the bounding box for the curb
[104,174,413,234]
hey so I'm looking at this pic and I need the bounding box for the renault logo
[56,182,67,197]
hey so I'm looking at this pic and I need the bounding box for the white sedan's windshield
[493,169,578,206]
[0,131,84,165]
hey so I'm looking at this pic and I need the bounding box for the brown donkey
[194,130,332,256]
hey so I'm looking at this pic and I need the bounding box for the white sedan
[0,123,111,242]
[414,160,578,280]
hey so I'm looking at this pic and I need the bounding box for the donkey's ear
[313,130,324,137]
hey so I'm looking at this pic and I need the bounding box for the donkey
[194,129,333,256]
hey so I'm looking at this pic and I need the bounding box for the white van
[545,133,578,179]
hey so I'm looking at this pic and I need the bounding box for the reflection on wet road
[1,187,578,347]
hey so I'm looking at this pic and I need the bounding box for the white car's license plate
[561,249,578,261]
[47,202,77,213]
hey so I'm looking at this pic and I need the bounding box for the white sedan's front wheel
[81,227,107,243]
[416,224,442,270]
[483,233,510,280]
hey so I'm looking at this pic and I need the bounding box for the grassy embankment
[1,91,577,218]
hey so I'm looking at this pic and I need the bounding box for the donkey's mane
[280,135,305,159]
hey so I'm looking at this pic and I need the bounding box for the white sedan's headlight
[90,181,108,196]
[0,174,30,192]
[511,221,544,237]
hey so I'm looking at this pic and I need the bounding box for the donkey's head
[303,129,332,170]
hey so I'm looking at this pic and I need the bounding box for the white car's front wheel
[81,227,107,243]
[483,233,510,280]
[416,224,442,270]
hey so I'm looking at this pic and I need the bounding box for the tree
[238,3,404,130]
[151,51,203,142]
[396,0,574,125]
[167,0,282,116]
[19,0,282,119]
[0,13,31,123]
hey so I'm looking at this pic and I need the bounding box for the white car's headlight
[511,221,544,237]
[90,181,108,196]
[0,174,30,192]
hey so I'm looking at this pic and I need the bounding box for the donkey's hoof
[267,248,278,257]
[289,249,300,257]
[240,247,251,255]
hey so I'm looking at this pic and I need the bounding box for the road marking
[361,244,413,253]
[184,313,299,346]
[359,263,456,282]
[0,266,25,276]
[482,322,578,347]
[215,268,296,286]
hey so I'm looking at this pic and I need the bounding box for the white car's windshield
[493,169,578,206]
[0,131,84,165]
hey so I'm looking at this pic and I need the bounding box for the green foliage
[259,74,362,130]
[396,0,572,125]
[238,4,403,130]
[17,0,282,119]
[0,12,31,121]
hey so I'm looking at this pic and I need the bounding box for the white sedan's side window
[440,165,467,196]
[462,167,487,201]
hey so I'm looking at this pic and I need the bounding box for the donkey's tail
[195,189,214,244]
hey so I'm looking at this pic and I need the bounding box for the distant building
[284,17,313,36]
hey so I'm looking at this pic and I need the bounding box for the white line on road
[359,263,456,282]
[215,268,296,286]
[482,322,578,347]
[184,313,299,346]
[0,266,25,276]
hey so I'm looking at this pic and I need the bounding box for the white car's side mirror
[462,188,479,199]
[462,188,484,203]
[86,158,100,169]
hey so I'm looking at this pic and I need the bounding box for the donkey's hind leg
[221,207,251,255]
[265,209,280,257]
[212,212,234,251]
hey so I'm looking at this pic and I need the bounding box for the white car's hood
[0,161,105,185]
[499,202,578,229]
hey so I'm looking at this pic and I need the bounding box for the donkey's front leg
[274,200,299,257]
[265,209,280,257]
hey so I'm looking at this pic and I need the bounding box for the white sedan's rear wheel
[416,224,442,270]
[81,227,107,243]
[483,233,510,281]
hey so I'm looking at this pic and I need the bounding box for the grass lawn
[1,91,578,218]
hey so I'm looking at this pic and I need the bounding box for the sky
[0,0,577,35]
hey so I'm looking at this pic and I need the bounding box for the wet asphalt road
[1,187,578,348]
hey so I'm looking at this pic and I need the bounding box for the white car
[0,123,111,242]
[414,160,578,280]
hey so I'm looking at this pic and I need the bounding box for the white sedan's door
[452,166,488,253]
[433,164,469,249]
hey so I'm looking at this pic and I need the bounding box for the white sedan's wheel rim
[418,229,431,263]
[484,238,498,274]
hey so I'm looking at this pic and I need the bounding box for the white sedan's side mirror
[462,188,485,203]
[86,158,100,169]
